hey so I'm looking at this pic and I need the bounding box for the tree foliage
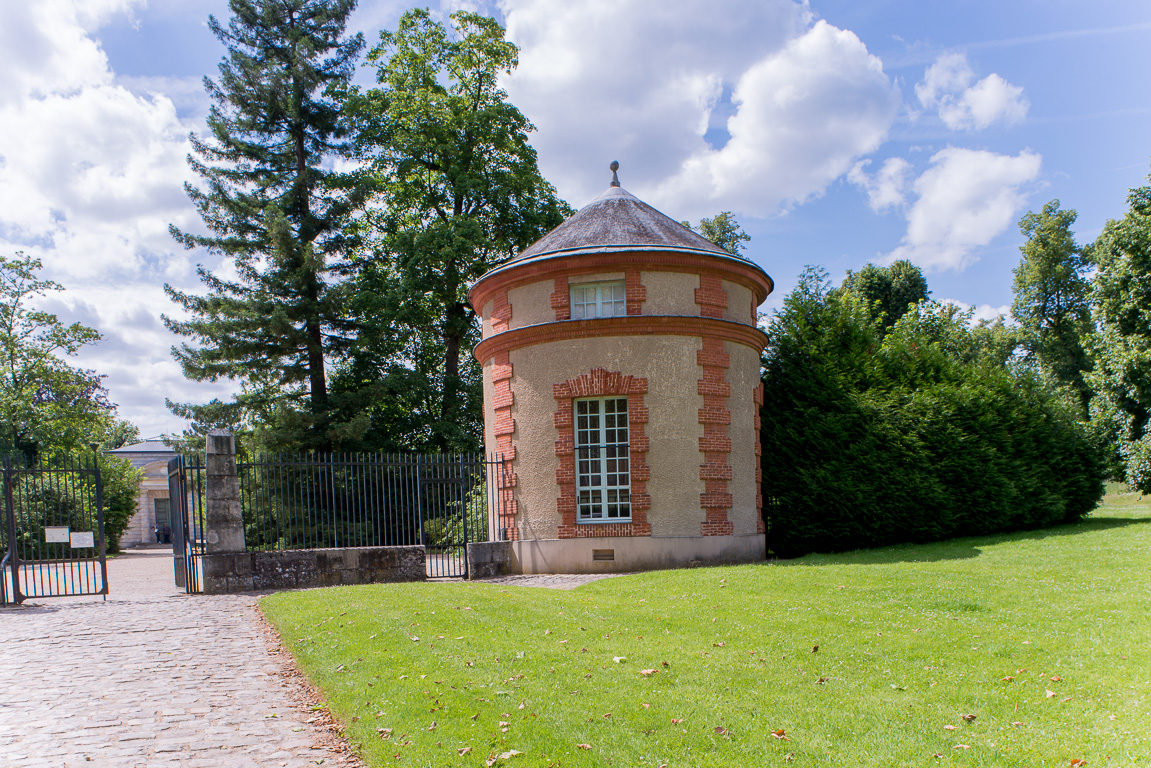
[761,267,1104,558]
[689,212,750,256]
[1012,200,1093,414]
[0,253,112,457]
[335,9,570,452]
[165,0,365,452]
[836,259,930,332]
[1087,179,1151,491]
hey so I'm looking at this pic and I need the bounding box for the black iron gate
[0,454,108,606]
[168,455,205,595]
[418,455,481,579]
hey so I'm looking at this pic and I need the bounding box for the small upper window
[571,281,626,319]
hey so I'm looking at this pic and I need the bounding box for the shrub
[761,268,1105,558]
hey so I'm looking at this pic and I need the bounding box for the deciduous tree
[837,259,929,332]
[338,9,569,452]
[1012,200,1093,414]
[0,253,110,457]
[1087,179,1151,490]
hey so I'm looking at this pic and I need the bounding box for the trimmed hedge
[761,269,1105,558]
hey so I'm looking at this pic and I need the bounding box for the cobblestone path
[0,548,623,767]
[0,549,357,768]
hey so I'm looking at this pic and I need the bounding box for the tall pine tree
[165,0,363,451]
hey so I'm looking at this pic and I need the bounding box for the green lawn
[260,489,1151,767]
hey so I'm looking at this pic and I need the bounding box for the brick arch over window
[554,368,651,538]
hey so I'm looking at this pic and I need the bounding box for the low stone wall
[202,546,426,594]
[466,541,512,579]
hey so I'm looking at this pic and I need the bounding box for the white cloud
[887,147,1041,271]
[848,157,911,212]
[916,52,1028,131]
[939,299,1012,325]
[0,0,225,435]
[500,0,899,218]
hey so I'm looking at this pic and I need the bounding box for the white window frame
[574,396,631,523]
[570,281,626,319]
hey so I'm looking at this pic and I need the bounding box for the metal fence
[1,455,107,605]
[237,452,507,578]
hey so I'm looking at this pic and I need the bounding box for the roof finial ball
[610,160,620,187]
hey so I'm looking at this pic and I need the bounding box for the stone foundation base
[202,546,426,594]
[506,533,765,574]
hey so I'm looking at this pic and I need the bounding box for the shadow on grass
[767,515,1151,567]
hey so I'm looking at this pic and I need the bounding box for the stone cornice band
[470,250,774,311]
[474,315,769,363]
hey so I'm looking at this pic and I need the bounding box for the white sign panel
[70,531,95,548]
[44,526,70,543]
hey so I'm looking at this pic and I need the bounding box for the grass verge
[260,490,1151,767]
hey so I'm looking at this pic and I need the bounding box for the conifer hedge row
[760,269,1105,558]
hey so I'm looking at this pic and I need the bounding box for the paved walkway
[0,550,621,767]
[0,549,358,768]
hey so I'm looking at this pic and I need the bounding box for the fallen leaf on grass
[576,744,591,750]
[961,714,976,722]
[816,676,828,684]
[1001,676,1015,682]
[459,747,472,756]
[714,726,728,735]
[485,750,523,766]
[1012,721,1022,727]
[1070,760,1087,766]
[812,645,819,653]
[671,718,684,724]
[427,722,437,731]
[1046,690,1057,698]
[603,713,612,719]
[640,669,658,676]
[954,744,971,750]
[642,703,650,709]
[713,642,726,647]
[613,656,627,663]
[943,725,956,731]
[771,728,788,741]
[1050,675,1063,682]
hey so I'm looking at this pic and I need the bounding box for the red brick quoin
[697,273,734,535]
[554,369,651,538]
[754,382,765,534]
[491,350,519,540]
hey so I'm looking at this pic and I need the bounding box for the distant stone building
[108,440,178,547]
[469,165,773,573]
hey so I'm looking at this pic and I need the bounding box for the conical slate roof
[513,174,737,262]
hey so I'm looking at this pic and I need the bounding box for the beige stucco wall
[506,334,706,540]
[506,279,555,330]
[723,279,755,324]
[481,299,495,338]
[640,271,699,316]
[725,342,761,536]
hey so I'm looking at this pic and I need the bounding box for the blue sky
[1,0,1148,437]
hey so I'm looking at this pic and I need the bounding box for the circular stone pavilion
[469,164,773,573]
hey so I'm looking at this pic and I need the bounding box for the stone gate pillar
[202,430,252,592]
[205,430,245,553]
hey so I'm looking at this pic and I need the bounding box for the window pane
[573,395,632,523]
